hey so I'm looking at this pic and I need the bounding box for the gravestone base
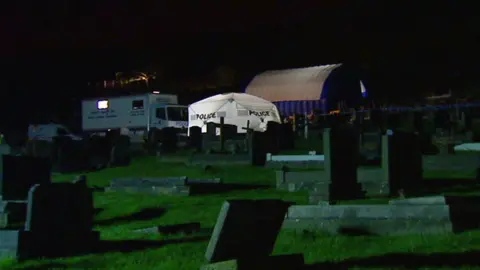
[0,201,28,228]
[200,254,304,270]
[0,230,100,260]
[0,230,29,259]
[25,231,100,259]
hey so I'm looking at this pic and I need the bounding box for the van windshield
[167,106,188,121]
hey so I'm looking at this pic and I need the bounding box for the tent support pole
[220,117,225,152]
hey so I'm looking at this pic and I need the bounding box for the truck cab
[152,104,188,130]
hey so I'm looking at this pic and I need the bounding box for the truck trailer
[82,92,188,142]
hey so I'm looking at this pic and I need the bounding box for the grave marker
[382,130,422,195]
[309,127,364,203]
[205,200,295,263]
[189,126,203,151]
[23,182,99,258]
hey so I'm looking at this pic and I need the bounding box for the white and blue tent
[245,64,367,116]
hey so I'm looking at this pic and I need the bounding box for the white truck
[82,92,188,142]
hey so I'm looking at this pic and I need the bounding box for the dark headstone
[0,155,51,201]
[160,127,178,153]
[322,127,364,201]
[414,111,424,133]
[265,121,281,155]
[206,122,217,137]
[205,199,294,263]
[249,131,268,166]
[53,136,88,173]
[23,183,98,258]
[222,124,238,140]
[109,135,131,167]
[85,135,111,169]
[382,130,422,195]
[279,123,295,150]
[189,126,202,151]
[359,130,382,162]
[25,183,94,233]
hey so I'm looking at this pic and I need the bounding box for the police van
[82,92,188,142]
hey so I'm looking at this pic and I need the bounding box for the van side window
[132,100,144,110]
[156,108,166,120]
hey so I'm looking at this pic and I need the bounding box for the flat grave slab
[106,177,224,196]
[283,196,480,236]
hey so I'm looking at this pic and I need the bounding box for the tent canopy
[188,93,281,133]
[245,64,365,116]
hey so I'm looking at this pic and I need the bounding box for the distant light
[152,91,160,94]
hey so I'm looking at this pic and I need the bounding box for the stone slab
[286,205,451,220]
[282,218,453,236]
[110,177,188,187]
[266,160,324,169]
[110,177,223,188]
[200,254,304,270]
[423,155,479,171]
[105,186,191,196]
[389,196,447,205]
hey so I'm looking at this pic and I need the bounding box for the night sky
[1,2,479,127]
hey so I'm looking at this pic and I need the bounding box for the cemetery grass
[2,158,480,269]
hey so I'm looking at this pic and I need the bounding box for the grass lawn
[2,156,480,269]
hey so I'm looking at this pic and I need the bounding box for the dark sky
[1,2,479,125]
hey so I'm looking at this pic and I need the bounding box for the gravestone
[206,122,217,136]
[203,123,219,153]
[265,121,281,155]
[189,126,203,151]
[382,130,422,195]
[222,124,238,141]
[203,199,303,269]
[54,136,88,173]
[160,127,179,153]
[359,129,382,162]
[109,135,131,167]
[249,131,268,166]
[309,127,364,203]
[0,178,99,260]
[279,123,294,150]
[23,182,99,258]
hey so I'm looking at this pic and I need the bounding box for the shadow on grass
[95,207,167,226]
[17,237,210,270]
[132,222,213,236]
[91,186,106,192]
[306,251,480,269]
[94,236,210,254]
[189,183,271,195]
[94,208,103,216]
